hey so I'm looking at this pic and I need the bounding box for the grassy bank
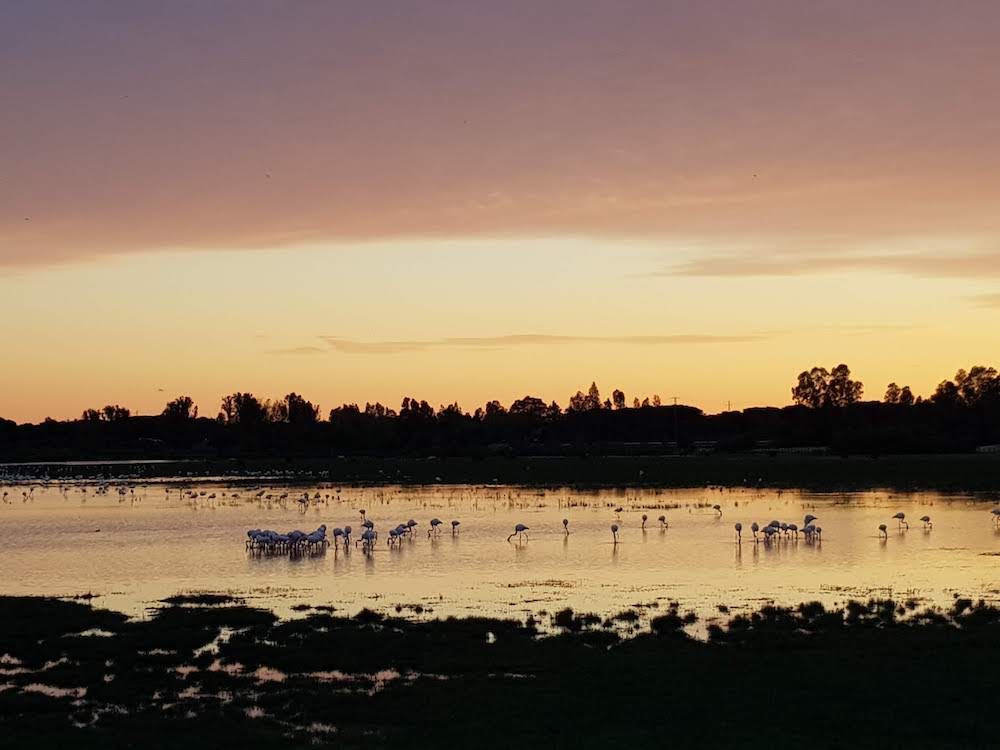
[6,453,1000,492]
[0,595,997,748]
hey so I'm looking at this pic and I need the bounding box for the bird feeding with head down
[507,523,529,542]
[893,512,908,530]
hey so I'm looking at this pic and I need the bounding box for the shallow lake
[1,481,998,627]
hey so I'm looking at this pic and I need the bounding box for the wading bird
[878,524,888,538]
[507,523,529,542]
[641,514,648,529]
[611,524,619,543]
[658,515,668,529]
[751,521,759,541]
[803,514,817,527]
[713,504,722,517]
[428,518,443,537]
[451,520,460,535]
[920,515,932,529]
[562,518,570,534]
[893,512,908,530]
[734,522,742,543]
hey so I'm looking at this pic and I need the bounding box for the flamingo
[357,529,376,551]
[451,520,460,535]
[611,524,620,544]
[892,512,908,530]
[658,515,668,529]
[641,514,648,529]
[803,514,817,527]
[734,522,742,543]
[814,526,822,541]
[878,523,888,538]
[787,523,799,538]
[343,525,353,546]
[428,518,443,537]
[562,518,570,534]
[991,509,1000,525]
[920,515,932,529]
[507,523,529,542]
[713,504,722,517]
[750,521,759,541]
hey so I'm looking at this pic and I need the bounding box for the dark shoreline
[0,594,998,748]
[5,453,1000,492]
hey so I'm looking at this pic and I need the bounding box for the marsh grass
[0,595,997,748]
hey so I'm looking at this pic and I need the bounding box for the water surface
[2,482,997,624]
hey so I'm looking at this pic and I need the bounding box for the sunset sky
[2,1,999,423]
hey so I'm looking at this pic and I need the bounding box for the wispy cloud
[267,345,328,355]
[967,293,1000,308]
[316,333,767,355]
[665,250,1000,279]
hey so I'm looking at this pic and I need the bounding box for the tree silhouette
[219,392,266,425]
[101,405,131,421]
[162,396,197,420]
[884,384,914,406]
[792,365,862,408]
[568,382,603,411]
[932,366,1000,407]
[283,393,319,424]
[612,389,626,410]
[509,396,551,420]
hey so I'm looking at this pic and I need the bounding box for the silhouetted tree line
[2,366,999,460]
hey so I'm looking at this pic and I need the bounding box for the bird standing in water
[507,523,529,542]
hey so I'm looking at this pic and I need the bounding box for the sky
[2,1,999,423]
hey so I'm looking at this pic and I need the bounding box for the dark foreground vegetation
[0,595,997,749]
[5,453,1000,492]
[4,365,1000,462]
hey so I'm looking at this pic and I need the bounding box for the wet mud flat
[0,595,997,748]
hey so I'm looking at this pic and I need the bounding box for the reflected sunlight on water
[1,482,997,622]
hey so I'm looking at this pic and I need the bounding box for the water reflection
[0,482,996,621]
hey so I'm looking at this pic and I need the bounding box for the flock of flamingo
[246,509,462,554]
[244,505,1000,555]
